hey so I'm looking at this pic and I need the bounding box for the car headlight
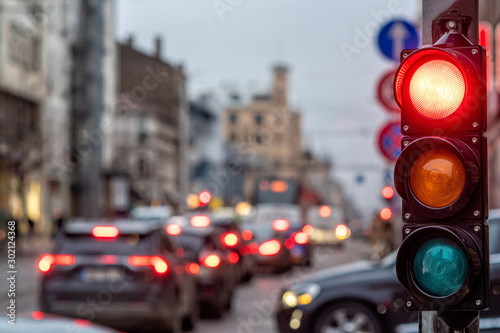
[282,283,320,308]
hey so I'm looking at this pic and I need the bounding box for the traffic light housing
[393,32,489,312]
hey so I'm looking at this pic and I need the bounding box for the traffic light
[393,31,489,311]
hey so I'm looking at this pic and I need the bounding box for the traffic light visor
[413,237,467,296]
[410,149,465,208]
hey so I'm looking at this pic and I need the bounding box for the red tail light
[221,232,239,247]
[228,252,239,264]
[248,242,259,254]
[294,232,309,245]
[201,254,221,268]
[272,219,290,231]
[241,229,253,241]
[92,226,119,238]
[38,254,75,273]
[302,224,314,236]
[129,256,168,274]
[258,240,281,256]
[32,311,43,320]
[186,263,200,274]
[190,215,210,227]
[166,224,182,236]
[99,255,117,265]
[284,238,295,249]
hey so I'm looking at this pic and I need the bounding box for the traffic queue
[35,203,350,333]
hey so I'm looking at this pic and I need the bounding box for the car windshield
[59,234,150,255]
[130,206,172,220]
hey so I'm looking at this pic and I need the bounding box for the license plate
[81,267,124,283]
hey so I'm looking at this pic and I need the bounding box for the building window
[256,134,263,145]
[9,23,40,71]
[229,113,237,124]
[230,132,236,143]
[138,157,149,178]
[255,114,263,125]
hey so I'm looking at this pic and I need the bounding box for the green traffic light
[413,238,467,297]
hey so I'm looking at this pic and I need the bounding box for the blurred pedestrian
[52,207,64,238]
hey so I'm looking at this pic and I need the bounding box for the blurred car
[173,223,237,318]
[0,311,120,333]
[306,205,350,247]
[253,203,313,266]
[243,222,292,273]
[211,209,256,282]
[276,210,500,333]
[39,219,197,333]
[129,205,173,221]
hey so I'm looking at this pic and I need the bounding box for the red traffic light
[198,191,212,206]
[394,47,486,134]
[381,186,395,200]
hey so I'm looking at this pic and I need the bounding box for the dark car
[253,203,313,267]
[174,224,237,318]
[210,211,256,282]
[276,210,500,333]
[243,222,293,273]
[39,219,197,333]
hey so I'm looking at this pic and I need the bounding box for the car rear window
[177,234,205,254]
[58,234,151,255]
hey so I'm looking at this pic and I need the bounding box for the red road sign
[376,69,400,113]
[377,120,403,162]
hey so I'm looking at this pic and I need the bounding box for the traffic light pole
[419,1,480,332]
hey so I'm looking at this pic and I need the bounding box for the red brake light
[294,232,309,245]
[166,224,182,236]
[129,256,168,274]
[38,254,75,273]
[186,263,200,274]
[92,226,119,238]
[201,254,221,268]
[190,215,210,227]
[319,205,332,217]
[284,238,295,249]
[272,219,290,231]
[248,242,259,254]
[228,252,239,264]
[302,224,314,236]
[32,311,43,320]
[258,240,282,256]
[221,232,239,247]
[241,229,253,241]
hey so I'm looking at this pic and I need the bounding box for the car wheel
[313,302,383,333]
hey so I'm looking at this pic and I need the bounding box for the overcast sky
[117,0,421,220]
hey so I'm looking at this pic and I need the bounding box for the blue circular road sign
[378,20,419,61]
[378,121,403,162]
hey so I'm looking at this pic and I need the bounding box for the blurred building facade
[223,65,331,205]
[0,0,116,232]
[112,37,188,210]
